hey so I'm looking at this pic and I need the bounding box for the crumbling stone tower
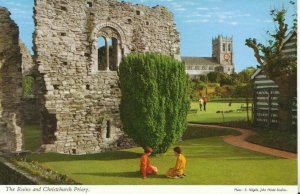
[34,0,180,154]
[0,7,23,152]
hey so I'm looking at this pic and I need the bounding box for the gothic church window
[223,43,226,52]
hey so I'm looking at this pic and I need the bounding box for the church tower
[212,35,234,74]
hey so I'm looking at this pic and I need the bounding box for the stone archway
[90,22,128,73]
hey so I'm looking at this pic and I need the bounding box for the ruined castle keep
[0,7,23,152]
[33,0,180,154]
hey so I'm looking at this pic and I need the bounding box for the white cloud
[236,13,251,17]
[196,7,209,11]
[255,18,273,23]
[186,19,210,23]
[173,7,187,11]
[185,13,212,18]
[229,22,239,25]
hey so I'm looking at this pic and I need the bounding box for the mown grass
[25,125,296,185]
[187,102,252,123]
[23,124,41,152]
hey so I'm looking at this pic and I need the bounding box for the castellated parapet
[0,7,23,152]
[34,0,180,154]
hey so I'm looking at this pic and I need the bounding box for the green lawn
[188,102,252,123]
[23,124,41,151]
[26,127,296,185]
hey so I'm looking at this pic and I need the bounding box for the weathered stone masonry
[19,41,41,125]
[0,7,23,152]
[34,0,180,154]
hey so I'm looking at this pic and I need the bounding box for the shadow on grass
[182,125,242,141]
[28,150,141,163]
[73,171,166,179]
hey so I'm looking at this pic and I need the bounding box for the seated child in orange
[166,147,186,178]
[140,147,158,179]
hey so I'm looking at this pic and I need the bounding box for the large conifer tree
[119,53,190,153]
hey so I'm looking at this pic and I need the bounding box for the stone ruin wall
[0,7,23,152]
[19,41,35,76]
[19,41,40,124]
[34,0,180,154]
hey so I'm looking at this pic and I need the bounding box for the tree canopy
[119,53,190,153]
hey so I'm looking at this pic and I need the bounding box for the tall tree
[119,53,190,154]
[245,5,297,130]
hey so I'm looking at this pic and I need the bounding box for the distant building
[182,35,235,78]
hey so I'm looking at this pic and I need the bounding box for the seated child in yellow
[166,147,186,178]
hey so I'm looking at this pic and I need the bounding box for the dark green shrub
[199,74,208,83]
[207,72,222,83]
[247,129,297,153]
[119,53,190,153]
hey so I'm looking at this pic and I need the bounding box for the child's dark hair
[144,147,153,154]
[173,147,182,154]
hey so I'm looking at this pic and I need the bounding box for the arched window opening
[110,38,119,71]
[98,36,107,71]
[92,25,125,73]
[97,37,120,71]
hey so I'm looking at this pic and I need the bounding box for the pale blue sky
[0,0,296,72]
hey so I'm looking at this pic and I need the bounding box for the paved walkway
[189,123,297,160]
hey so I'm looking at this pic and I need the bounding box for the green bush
[119,53,190,154]
[23,76,34,97]
[207,72,222,83]
[199,74,208,83]
[247,129,297,153]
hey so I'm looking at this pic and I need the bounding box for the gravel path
[189,123,297,160]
